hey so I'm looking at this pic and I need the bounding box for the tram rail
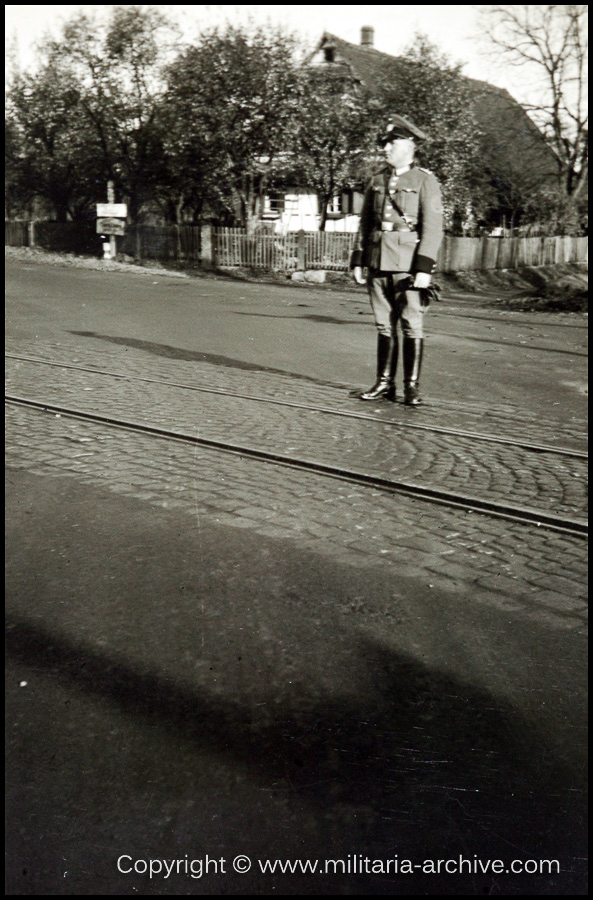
[6,393,588,539]
[5,353,587,460]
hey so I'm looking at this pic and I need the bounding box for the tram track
[6,393,588,538]
[428,331,587,357]
[5,353,587,460]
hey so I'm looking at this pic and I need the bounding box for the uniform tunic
[350,164,444,338]
[351,163,443,274]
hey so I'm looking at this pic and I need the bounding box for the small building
[309,28,559,183]
[264,27,560,233]
[261,190,362,234]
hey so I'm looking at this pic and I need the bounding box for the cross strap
[386,191,416,230]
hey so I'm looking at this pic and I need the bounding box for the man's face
[384,137,415,169]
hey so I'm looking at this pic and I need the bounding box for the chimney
[361,26,374,48]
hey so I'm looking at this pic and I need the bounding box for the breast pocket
[397,188,419,218]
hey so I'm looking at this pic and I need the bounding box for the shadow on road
[69,331,350,389]
[6,612,586,895]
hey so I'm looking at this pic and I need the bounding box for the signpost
[97,182,127,260]
[96,204,128,219]
[96,218,126,236]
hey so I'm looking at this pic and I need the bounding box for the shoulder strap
[387,192,415,229]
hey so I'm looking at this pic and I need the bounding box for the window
[327,195,343,214]
[264,193,285,215]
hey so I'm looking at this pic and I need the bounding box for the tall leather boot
[403,337,424,406]
[359,334,398,401]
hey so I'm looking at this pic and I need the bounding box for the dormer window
[324,45,335,63]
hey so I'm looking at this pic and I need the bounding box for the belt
[381,222,415,233]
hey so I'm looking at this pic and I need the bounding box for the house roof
[312,32,559,180]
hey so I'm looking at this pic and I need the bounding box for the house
[261,190,361,234]
[265,27,560,233]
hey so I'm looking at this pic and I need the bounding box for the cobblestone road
[5,259,588,894]
[5,286,588,634]
[6,395,587,636]
[5,329,588,450]
[6,336,588,521]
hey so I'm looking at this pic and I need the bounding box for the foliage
[482,5,588,230]
[6,6,177,222]
[5,8,587,235]
[374,35,487,233]
[6,60,103,221]
[164,23,304,228]
[53,6,177,221]
[282,69,378,230]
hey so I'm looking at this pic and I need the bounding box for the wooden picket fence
[213,229,360,271]
[5,221,588,272]
[212,228,300,269]
[437,235,589,272]
[302,231,357,270]
[120,224,201,261]
[5,220,30,247]
[212,230,588,272]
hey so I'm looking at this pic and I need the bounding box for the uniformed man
[351,115,443,405]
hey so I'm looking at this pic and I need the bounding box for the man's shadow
[6,614,586,895]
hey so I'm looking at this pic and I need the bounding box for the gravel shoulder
[5,244,588,311]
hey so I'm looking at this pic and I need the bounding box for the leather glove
[413,272,432,289]
[397,275,442,307]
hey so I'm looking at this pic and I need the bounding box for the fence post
[296,229,306,270]
[201,224,214,268]
[134,226,142,262]
[28,220,36,248]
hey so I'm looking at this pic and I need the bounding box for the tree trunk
[558,196,581,235]
[319,195,330,232]
[242,173,264,234]
[127,193,141,226]
[52,200,69,223]
[239,193,248,231]
[191,199,204,226]
[245,207,259,234]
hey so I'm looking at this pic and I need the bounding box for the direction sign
[97,217,126,236]
[96,203,127,218]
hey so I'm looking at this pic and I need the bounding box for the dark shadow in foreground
[6,614,587,896]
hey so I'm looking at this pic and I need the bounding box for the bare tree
[482,5,587,215]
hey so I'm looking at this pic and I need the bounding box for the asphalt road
[5,258,589,421]
[5,258,588,895]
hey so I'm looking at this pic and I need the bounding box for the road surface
[5,257,588,894]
